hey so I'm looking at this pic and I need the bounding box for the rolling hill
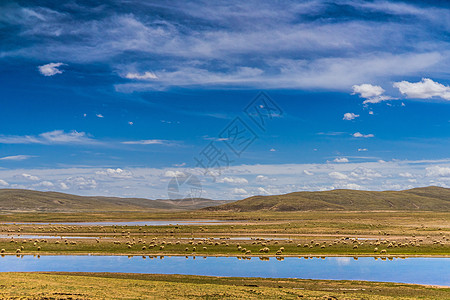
[204,186,450,212]
[0,189,231,212]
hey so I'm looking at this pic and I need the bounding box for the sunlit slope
[205,186,450,212]
[0,189,230,212]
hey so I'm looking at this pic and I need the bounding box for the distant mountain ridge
[0,189,231,212]
[204,186,450,212]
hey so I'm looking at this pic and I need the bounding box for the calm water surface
[0,255,448,286]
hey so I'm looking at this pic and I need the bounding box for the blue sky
[0,0,450,199]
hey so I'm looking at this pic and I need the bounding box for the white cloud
[349,167,382,180]
[232,188,248,195]
[353,132,374,138]
[352,83,393,104]
[96,114,104,118]
[334,157,349,163]
[38,62,65,76]
[96,168,133,179]
[341,183,363,190]
[358,148,368,152]
[256,175,268,182]
[59,182,69,190]
[0,159,448,199]
[0,130,96,145]
[0,179,9,186]
[128,121,133,125]
[122,139,170,145]
[40,130,92,143]
[393,78,450,101]
[303,170,314,176]
[21,173,40,181]
[257,187,270,195]
[399,172,414,178]
[65,176,97,190]
[343,113,359,120]
[269,148,276,152]
[125,71,158,80]
[329,171,348,180]
[3,2,447,91]
[34,181,54,187]
[217,177,248,184]
[426,166,450,177]
[0,155,35,161]
[164,170,186,178]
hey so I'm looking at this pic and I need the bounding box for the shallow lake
[0,255,448,286]
[2,220,240,226]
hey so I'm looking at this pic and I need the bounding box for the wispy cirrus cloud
[0,155,36,161]
[0,130,97,145]
[121,139,175,145]
[1,1,449,90]
[125,71,158,80]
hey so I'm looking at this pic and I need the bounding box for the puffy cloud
[343,113,359,120]
[217,177,248,184]
[34,181,54,187]
[65,176,97,190]
[125,71,158,80]
[59,182,69,190]
[329,171,348,180]
[164,170,186,177]
[21,173,39,181]
[393,78,450,101]
[353,132,374,138]
[349,167,382,180]
[334,157,349,163]
[38,62,65,76]
[399,172,414,178]
[426,166,450,177]
[352,83,393,104]
[96,114,104,118]
[269,148,276,152]
[96,168,133,179]
[256,175,268,182]
[0,159,448,199]
[341,183,363,190]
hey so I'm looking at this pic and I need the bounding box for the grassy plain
[0,211,448,256]
[0,272,449,299]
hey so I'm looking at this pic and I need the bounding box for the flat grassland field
[1,211,448,256]
[1,273,449,300]
[1,211,449,299]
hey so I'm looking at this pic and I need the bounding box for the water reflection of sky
[0,255,448,286]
